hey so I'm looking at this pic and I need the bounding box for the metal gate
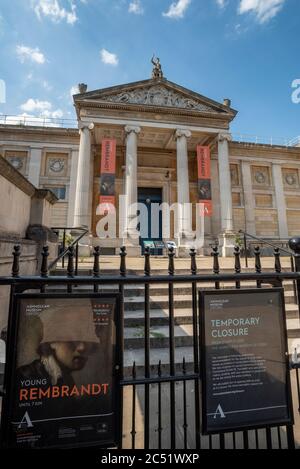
[1,241,300,449]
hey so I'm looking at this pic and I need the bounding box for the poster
[199,288,293,434]
[2,294,121,449]
[197,145,212,217]
[100,139,116,210]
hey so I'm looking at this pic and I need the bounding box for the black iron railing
[1,240,300,449]
[49,226,89,274]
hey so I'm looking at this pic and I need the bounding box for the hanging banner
[197,145,212,217]
[100,139,116,210]
[1,294,122,449]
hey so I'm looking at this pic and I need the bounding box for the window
[45,186,66,200]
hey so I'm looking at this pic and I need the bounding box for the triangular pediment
[74,78,237,117]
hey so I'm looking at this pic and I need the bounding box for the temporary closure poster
[5,295,121,449]
[200,289,292,434]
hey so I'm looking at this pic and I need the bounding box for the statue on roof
[151,55,163,79]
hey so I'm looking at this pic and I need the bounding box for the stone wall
[0,155,58,334]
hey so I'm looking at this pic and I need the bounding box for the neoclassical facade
[1,68,300,256]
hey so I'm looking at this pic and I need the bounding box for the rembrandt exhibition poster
[3,295,121,449]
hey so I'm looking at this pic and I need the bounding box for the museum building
[1,62,300,256]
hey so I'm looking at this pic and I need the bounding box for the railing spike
[40,246,49,278]
[254,246,262,274]
[168,247,175,276]
[120,246,127,277]
[93,246,100,277]
[234,246,241,274]
[274,247,282,273]
[12,245,21,278]
[190,248,197,275]
[144,246,151,276]
[67,246,75,277]
[211,245,220,274]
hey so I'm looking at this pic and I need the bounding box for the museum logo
[0,79,5,103]
[292,79,300,104]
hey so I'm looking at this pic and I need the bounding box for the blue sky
[0,0,299,141]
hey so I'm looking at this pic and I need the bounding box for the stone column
[67,149,79,227]
[272,164,288,238]
[241,161,256,235]
[218,134,234,256]
[28,148,42,187]
[73,123,94,229]
[124,125,140,240]
[175,129,192,245]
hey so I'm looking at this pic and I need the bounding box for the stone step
[124,318,300,351]
[124,303,300,327]
[124,291,298,311]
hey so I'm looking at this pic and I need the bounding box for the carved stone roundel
[285,174,296,186]
[9,157,23,170]
[255,172,266,184]
[49,159,65,173]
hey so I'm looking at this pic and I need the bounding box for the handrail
[238,230,292,257]
[48,227,89,272]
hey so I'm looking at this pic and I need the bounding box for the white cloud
[238,0,286,23]
[129,0,144,14]
[16,45,45,64]
[20,99,52,112]
[70,85,79,97]
[216,0,226,7]
[162,0,191,19]
[100,48,119,66]
[20,99,63,119]
[32,0,78,25]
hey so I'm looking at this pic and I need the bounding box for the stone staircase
[121,278,300,375]
[52,261,300,376]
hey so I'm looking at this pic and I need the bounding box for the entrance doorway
[138,187,163,255]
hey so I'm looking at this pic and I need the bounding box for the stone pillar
[175,129,192,246]
[123,125,141,255]
[67,149,79,227]
[272,163,288,238]
[28,148,42,187]
[218,134,235,256]
[73,123,94,229]
[241,161,256,235]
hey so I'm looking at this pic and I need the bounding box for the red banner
[100,139,116,209]
[197,146,212,217]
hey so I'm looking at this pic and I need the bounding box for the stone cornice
[79,100,234,122]
[74,77,238,118]
[34,189,58,205]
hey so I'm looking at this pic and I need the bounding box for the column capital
[78,121,94,132]
[175,129,192,139]
[125,125,141,135]
[218,133,232,143]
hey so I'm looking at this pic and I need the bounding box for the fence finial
[67,246,75,277]
[190,248,197,275]
[254,246,262,273]
[211,245,220,275]
[168,247,175,276]
[274,247,281,273]
[144,246,151,276]
[93,246,100,277]
[12,245,21,277]
[120,246,127,277]
[40,246,49,277]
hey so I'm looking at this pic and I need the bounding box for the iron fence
[1,241,300,449]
